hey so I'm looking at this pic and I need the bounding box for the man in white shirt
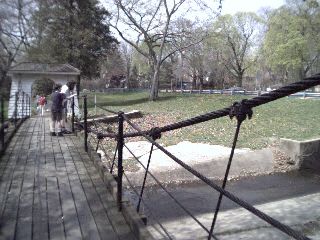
[60,81,76,134]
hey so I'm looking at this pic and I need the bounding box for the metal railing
[10,91,31,121]
[76,73,320,240]
[0,91,30,153]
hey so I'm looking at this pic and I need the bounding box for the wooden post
[72,96,75,133]
[14,92,18,127]
[22,92,25,118]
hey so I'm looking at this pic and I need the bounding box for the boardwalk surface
[0,116,136,240]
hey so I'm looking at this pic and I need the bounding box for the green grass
[85,91,320,149]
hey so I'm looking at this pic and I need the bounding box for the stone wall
[279,138,320,171]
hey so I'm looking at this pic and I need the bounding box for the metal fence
[0,91,30,154]
[161,89,320,98]
[7,90,32,119]
[74,73,320,240]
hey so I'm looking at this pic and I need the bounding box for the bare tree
[213,12,262,87]
[101,47,126,88]
[119,43,134,88]
[0,0,33,92]
[105,0,221,100]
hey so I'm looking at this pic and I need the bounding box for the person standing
[50,84,64,136]
[60,81,76,134]
[38,95,47,116]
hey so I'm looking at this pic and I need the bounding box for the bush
[32,77,55,96]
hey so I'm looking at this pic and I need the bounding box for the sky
[220,0,285,15]
[104,0,286,41]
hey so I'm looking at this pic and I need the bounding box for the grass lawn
[85,91,320,149]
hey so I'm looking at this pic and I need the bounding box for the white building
[8,62,81,119]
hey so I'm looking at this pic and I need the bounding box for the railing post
[83,95,88,152]
[26,95,29,117]
[71,96,75,132]
[14,92,18,127]
[117,111,124,211]
[25,94,27,117]
[22,92,25,118]
[27,94,30,117]
[26,93,28,117]
[1,96,4,149]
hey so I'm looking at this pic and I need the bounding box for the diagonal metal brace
[229,99,253,123]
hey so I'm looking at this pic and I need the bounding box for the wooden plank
[42,124,65,239]
[79,110,143,126]
[53,136,82,240]
[0,119,35,240]
[32,178,49,240]
[0,135,21,214]
[57,174,83,240]
[0,160,26,240]
[15,149,36,240]
[32,117,49,240]
[80,177,117,240]
[0,120,33,212]
[90,170,135,240]
[47,176,65,240]
[67,172,101,239]
[2,116,138,240]
[70,136,136,240]
[68,136,137,240]
[56,135,101,240]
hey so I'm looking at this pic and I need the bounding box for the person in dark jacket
[50,84,64,136]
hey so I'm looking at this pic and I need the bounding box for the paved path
[0,116,136,240]
[139,172,320,239]
[148,192,320,239]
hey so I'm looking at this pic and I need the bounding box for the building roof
[9,62,80,75]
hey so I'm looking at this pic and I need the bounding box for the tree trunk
[126,64,131,89]
[149,63,160,101]
[199,73,204,91]
[300,67,306,80]
[192,71,197,90]
[171,77,174,92]
[237,71,243,87]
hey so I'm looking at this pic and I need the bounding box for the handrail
[1,90,30,153]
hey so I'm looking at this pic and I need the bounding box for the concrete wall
[8,73,79,118]
[279,138,320,171]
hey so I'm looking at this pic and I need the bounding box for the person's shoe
[63,130,72,134]
[57,132,63,137]
[50,132,56,136]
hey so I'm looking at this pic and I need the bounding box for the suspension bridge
[0,73,320,239]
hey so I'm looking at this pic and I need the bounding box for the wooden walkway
[0,116,136,240]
